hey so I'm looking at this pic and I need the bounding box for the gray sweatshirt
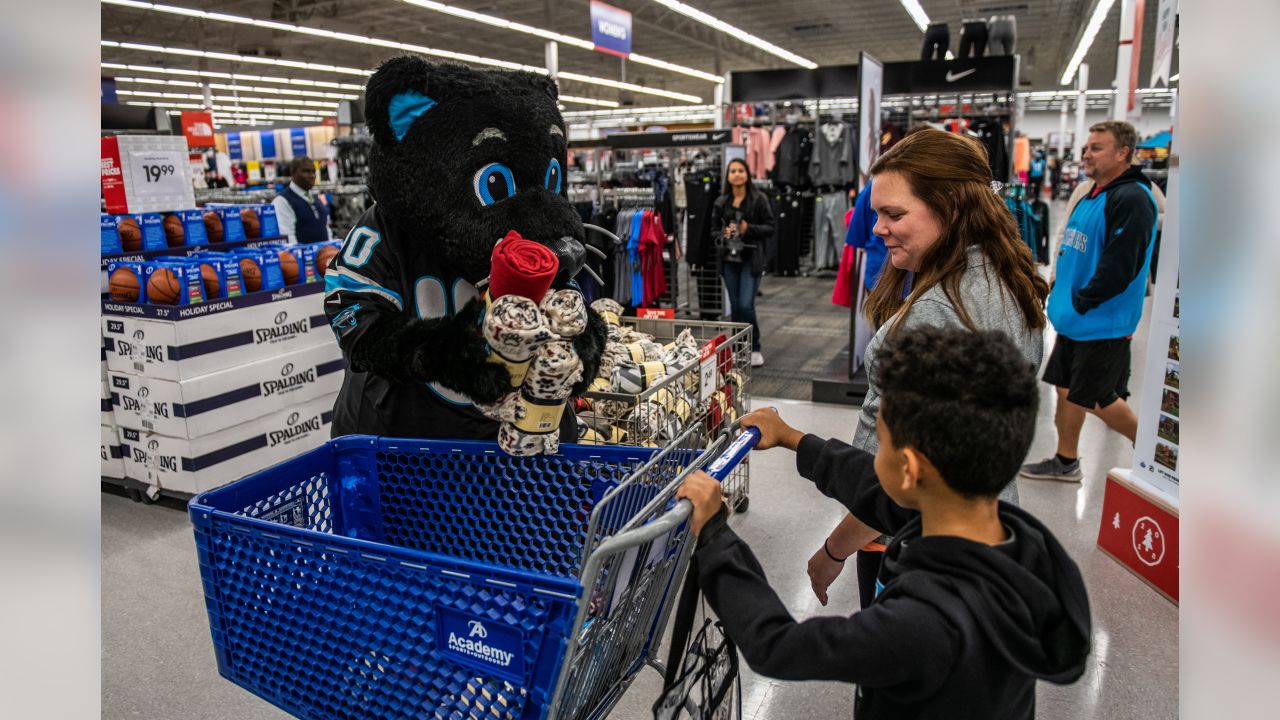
[853,245,1045,503]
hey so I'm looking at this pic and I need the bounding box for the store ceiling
[102,0,1178,111]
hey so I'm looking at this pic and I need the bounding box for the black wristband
[823,538,848,563]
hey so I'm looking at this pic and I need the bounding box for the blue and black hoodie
[1048,166,1159,341]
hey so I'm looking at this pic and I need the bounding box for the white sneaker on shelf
[751,351,764,368]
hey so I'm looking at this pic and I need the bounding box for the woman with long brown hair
[808,128,1050,607]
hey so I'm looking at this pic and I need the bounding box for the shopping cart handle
[704,427,760,482]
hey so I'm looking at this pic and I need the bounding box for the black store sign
[602,129,734,149]
[730,57,1016,102]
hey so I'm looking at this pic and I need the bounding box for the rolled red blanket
[489,230,559,300]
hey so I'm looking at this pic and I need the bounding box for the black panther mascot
[324,56,607,440]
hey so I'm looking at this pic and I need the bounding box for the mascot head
[364,56,587,285]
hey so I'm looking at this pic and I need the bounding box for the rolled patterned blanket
[541,288,587,337]
[497,339,583,456]
[477,294,556,420]
[490,230,558,300]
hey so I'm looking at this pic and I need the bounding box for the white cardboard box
[101,379,114,426]
[102,282,331,381]
[101,425,124,479]
[119,392,336,495]
[110,341,344,438]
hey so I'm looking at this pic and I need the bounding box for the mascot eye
[544,159,562,193]
[473,163,516,206]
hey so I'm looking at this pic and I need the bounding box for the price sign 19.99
[128,150,188,199]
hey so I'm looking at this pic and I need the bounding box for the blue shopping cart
[189,424,757,720]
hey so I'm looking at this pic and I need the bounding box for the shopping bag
[653,559,740,720]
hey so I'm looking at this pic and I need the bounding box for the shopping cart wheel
[733,494,749,513]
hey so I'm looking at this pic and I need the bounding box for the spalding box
[205,204,248,243]
[105,261,148,303]
[119,392,335,495]
[101,379,114,426]
[102,282,330,382]
[189,251,245,299]
[101,424,125,480]
[230,246,285,292]
[179,209,209,246]
[109,341,344,438]
[256,203,280,238]
[136,213,168,251]
[144,260,206,305]
[101,214,123,255]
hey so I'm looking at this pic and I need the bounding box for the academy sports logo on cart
[437,606,525,681]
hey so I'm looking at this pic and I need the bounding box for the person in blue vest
[1028,150,1046,198]
[271,155,332,243]
[1021,121,1158,483]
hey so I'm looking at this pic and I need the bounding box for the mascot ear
[365,55,441,146]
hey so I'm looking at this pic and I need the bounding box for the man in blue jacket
[1021,121,1158,482]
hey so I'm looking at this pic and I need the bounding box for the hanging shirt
[809,122,854,186]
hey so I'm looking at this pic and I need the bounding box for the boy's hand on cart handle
[677,471,724,536]
[740,407,804,451]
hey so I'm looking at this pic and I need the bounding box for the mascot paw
[468,362,516,405]
[408,297,512,402]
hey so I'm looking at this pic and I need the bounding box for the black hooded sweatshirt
[694,435,1092,719]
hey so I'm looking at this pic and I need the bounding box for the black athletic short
[1043,335,1132,409]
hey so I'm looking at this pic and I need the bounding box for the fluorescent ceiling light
[1061,0,1117,85]
[897,0,931,33]
[401,0,723,84]
[559,95,620,108]
[113,76,358,100]
[102,62,365,89]
[557,71,701,103]
[649,0,816,69]
[128,100,332,117]
[564,104,716,118]
[102,2,703,102]
[1170,73,1179,81]
[116,89,339,109]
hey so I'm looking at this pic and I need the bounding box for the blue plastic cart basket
[189,425,753,720]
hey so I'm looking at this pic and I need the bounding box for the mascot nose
[544,236,586,287]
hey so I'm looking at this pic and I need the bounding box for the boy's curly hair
[875,327,1039,498]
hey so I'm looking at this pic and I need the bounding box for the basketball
[240,207,261,239]
[108,267,141,302]
[278,250,300,285]
[316,244,340,276]
[146,267,182,305]
[239,258,262,291]
[204,211,224,243]
[162,214,185,246]
[200,263,220,299]
[118,217,142,251]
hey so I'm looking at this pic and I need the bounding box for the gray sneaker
[1019,456,1084,482]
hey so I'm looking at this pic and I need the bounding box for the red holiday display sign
[1097,470,1179,603]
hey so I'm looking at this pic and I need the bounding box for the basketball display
[316,244,340,276]
[162,214,185,247]
[118,217,142,251]
[146,267,182,305]
[240,207,261,239]
[199,263,221,299]
[203,211,224,243]
[239,257,262,292]
[108,267,141,302]
[278,250,300,285]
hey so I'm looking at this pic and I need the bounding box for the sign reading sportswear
[590,0,632,58]
[436,605,525,682]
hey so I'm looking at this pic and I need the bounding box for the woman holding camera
[711,158,774,367]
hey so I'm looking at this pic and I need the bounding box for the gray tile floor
[102,201,1177,718]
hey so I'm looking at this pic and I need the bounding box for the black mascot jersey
[325,204,499,439]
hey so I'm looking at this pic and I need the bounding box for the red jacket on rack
[639,210,668,306]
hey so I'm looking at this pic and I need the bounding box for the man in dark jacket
[1021,121,1159,482]
[677,327,1091,719]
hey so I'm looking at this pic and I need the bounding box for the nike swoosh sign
[711,132,729,142]
[945,68,977,82]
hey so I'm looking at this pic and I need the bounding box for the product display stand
[1096,112,1180,605]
